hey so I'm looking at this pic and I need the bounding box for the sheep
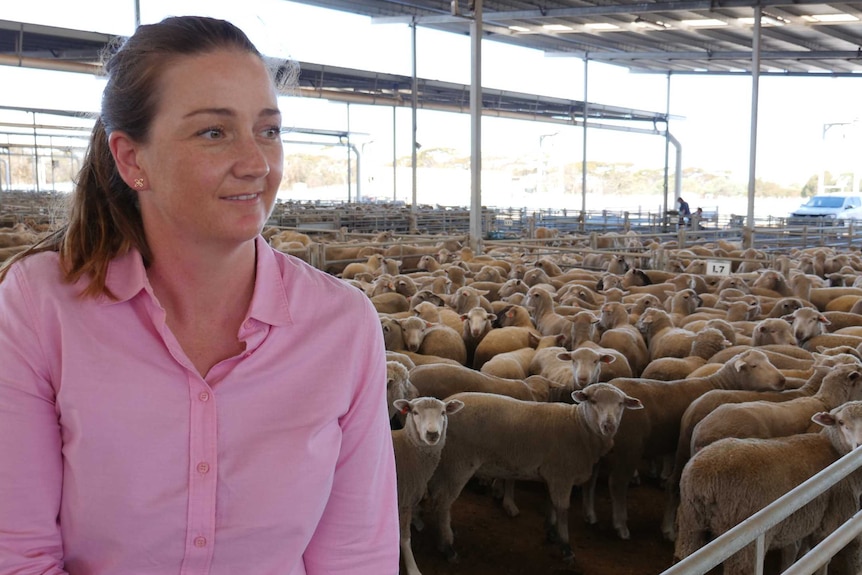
[480,334,563,380]
[398,316,468,365]
[636,307,698,360]
[564,311,633,380]
[787,306,830,345]
[598,301,650,376]
[340,253,385,279]
[460,306,496,367]
[588,349,786,540]
[751,317,798,347]
[472,326,540,370]
[661,352,861,541]
[392,396,464,575]
[524,285,571,341]
[690,362,862,454]
[425,384,643,563]
[387,361,419,426]
[409,363,564,402]
[674,401,862,575]
[640,327,731,381]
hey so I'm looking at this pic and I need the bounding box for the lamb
[460,306,496,367]
[589,349,786,539]
[636,307,698,360]
[661,352,861,541]
[690,362,862,454]
[787,306,830,345]
[392,397,465,575]
[524,285,571,341]
[598,301,650,376]
[387,361,419,426]
[751,317,797,347]
[674,401,862,575]
[409,363,564,402]
[640,327,731,381]
[425,384,643,562]
[398,316,468,365]
[480,334,562,380]
[472,326,541,370]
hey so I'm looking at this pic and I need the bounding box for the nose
[425,431,440,444]
[234,135,272,179]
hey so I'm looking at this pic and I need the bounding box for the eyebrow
[182,107,282,120]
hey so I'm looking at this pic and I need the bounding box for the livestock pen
[5,193,862,574]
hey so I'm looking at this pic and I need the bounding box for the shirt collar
[101,236,293,328]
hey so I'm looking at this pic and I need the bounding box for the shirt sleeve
[302,294,400,575]
[0,265,68,575]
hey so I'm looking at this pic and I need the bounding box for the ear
[108,130,146,190]
[445,399,465,415]
[394,399,410,414]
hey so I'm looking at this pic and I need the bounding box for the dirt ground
[408,475,677,575]
[407,474,787,575]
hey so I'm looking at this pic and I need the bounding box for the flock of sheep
[263,225,862,575]
[7,214,862,574]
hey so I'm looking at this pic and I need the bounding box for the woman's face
[133,49,283,249]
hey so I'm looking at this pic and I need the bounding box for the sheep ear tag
[400,406,410,415]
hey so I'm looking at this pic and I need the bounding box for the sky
[2,0,861,202]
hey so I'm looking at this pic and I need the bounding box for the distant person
[0,15,399,574]
[693,206,704,229]
[677,197,691,226]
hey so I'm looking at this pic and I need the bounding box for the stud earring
[134,178,144,189]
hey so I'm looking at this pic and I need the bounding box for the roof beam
[373,0,862,24]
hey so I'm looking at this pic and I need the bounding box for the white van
[788,193,862,225]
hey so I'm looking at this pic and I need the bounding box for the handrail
[661,446,862,575]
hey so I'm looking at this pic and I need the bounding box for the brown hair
[0,16,266,297]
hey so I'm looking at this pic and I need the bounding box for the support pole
[469,0,483,251]
[392,105,397,201]
[580,56,588,218]
[411,18,419,212]
[746,8,762,245]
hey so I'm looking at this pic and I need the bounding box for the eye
[198,126,225,140]
[262,126,283,139]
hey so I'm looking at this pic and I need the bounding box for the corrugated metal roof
[290,0,862,75]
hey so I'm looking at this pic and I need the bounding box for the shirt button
[194,536,207,548]
[197,462,210,474]
[199,391,210,402]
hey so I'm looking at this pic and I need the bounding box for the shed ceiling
[291,0,862,75]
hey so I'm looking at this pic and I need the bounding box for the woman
[0,16,398,574]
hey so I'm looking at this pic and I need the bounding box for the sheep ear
[557,352,573,362]
[624,396,644,410]
[733,357,746,372]
[571,390,587,403]
[811,411,836,428]
[445,399,465,415]
[394,399,410,414]
[488,314,497,322]
[819,315,832,325]
[600,354,616,364]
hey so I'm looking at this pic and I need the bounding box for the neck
[146,238,257,326]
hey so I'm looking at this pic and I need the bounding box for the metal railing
[661,446,862,575]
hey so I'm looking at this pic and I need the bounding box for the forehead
[152,49,277,117]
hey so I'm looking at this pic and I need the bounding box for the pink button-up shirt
[0,237,399,575]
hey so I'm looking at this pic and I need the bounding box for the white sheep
[588,349,787,539]
[662,352,861,541]
[425,383,643,563]
[640,327,731,381]
[636,307,699,360]
[690,362,862,454]
[675,400,862,575]
[392,397,465,575]
[387,361,419,426]
[409,363,564,402]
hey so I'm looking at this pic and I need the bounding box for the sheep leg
[426,466,475,564]
[673,495,709,562]
[399,506,423,575]
[545,478,576,562]
[608,462,637,539]
[582,464,600,525]
[501,479,520,517]
[661,455,686,541]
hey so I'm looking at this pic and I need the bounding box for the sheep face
[787,307,830,344]
[731,350,786,391]
[751,318,796,347]
[557,348,613,389]
[461,307,495,339]
[398,317,430,352]
[395,397,465,447]
[572,382,643,437]
[812,400,862,451]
